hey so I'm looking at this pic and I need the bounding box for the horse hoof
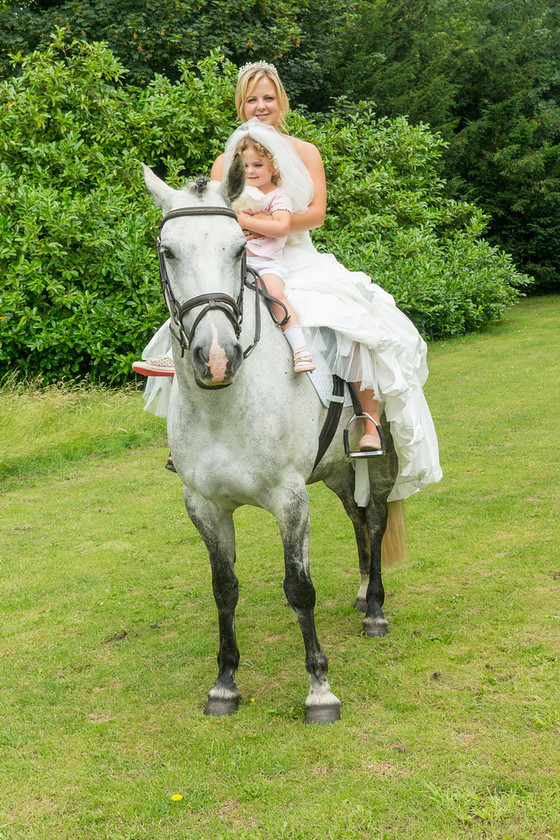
[304,703,341,724]
[354,597,367,613]
[203,696,239,717]
[363,617,388,637]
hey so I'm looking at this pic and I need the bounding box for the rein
[157,206,287,359]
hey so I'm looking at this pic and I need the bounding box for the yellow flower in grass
[170,794,183,802]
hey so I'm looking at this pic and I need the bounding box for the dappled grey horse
[142,158,403,723]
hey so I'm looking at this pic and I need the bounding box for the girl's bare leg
[260,273,315,373]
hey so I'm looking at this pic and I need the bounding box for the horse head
[142,158,247,388]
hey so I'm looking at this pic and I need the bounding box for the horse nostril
[230,343,243,374]
[193,346,208,372]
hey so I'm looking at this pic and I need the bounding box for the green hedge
[0,35,530,383]
[302,108,529,337]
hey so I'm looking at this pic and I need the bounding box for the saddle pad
[306,350,353,408]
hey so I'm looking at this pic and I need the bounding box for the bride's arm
[288,140,326,233]
[211,153,225,180]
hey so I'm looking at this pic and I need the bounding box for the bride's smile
[243,77,281,126]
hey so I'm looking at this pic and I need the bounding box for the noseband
[157,206,262,359]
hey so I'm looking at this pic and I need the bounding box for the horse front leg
[184,491,241,716]
[273,485,341,724]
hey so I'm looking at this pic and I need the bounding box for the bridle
[157,206,272,360]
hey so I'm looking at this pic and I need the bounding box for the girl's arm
[237,208,291,238]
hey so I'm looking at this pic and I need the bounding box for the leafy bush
[295,107,530,337]
[0,36,530,383]
[0,0,352,102]
[323,0,560,292]
[0,37,235,382]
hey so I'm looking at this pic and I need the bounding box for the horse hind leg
[324,466,388,638]
[361,497,389,637]
[184,492,241,716]
[335,494,371,613]
[273,483,341,724]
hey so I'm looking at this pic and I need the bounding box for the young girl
[132,135,315,379]
[234,134,315,373]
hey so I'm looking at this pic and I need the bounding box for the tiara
[238,60,278,79]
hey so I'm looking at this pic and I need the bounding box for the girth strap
[313,375,346,470]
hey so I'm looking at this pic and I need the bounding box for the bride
[139,61,442,501]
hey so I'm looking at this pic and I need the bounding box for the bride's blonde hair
[235,64,290,125]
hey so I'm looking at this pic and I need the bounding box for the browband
[160,207,238,230]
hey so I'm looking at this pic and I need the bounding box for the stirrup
[343,413,386,458]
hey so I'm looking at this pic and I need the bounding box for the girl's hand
[237,210,259,240]
[237,210,259,239]
[236,210,253,228]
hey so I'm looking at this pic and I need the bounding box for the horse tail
[381,499,408,567]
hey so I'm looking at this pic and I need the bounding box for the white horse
[142,159,404,723]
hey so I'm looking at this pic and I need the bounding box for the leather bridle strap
[156,205,290,361]
[159,206,238,228]
[157,206,246,357]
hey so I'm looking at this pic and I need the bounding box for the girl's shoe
[293,348,316,373]
[132,355,175,376]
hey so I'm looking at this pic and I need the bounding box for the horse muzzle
[190,329,244,389]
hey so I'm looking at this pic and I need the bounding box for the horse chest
[169,430,275,503]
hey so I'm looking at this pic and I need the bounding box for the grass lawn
[0,296,558,839]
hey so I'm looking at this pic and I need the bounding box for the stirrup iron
[343,413,386,458]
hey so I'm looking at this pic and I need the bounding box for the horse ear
[141,163,175,209]
[220,154,246,205]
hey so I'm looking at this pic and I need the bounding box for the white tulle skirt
[139,232,442,501]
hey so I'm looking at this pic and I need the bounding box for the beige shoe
[293,348,316,373]
[359,432,382,451]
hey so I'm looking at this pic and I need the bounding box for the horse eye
[161,246,175,260]
[235,243,246,259]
